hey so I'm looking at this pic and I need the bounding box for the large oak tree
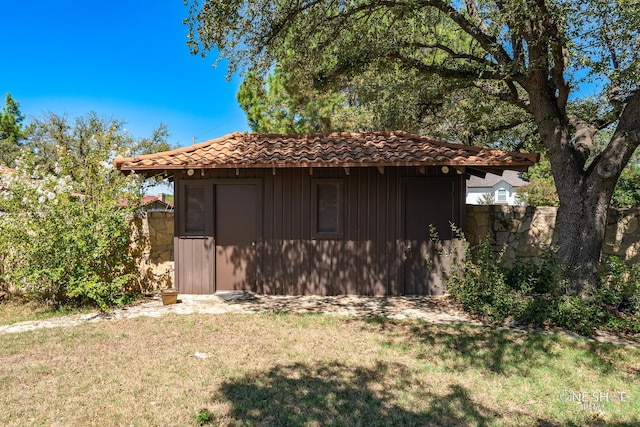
[184,0,640,296]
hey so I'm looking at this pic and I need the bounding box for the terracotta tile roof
[117,195,174,208]
[142,195,174,208]
[113,131,539,172]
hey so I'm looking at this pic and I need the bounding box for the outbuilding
[114,131,538,296]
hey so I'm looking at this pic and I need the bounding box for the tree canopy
[0,111,173,309]
[185,0,640,295]
[27,111,171,185]
[238,65,351,133]
[0,93,33,167]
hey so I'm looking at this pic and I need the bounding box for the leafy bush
[0,112,166,310]
[599,256,640,314]
[549,295,606,335]
[441,230,521,323]
[439,229,639,337]
[505,249,561,294]
[0,158,142,310]
[611,163,640,208]
[597,256,640,333]
[516,156,559,207]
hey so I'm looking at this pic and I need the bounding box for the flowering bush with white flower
[0,155,144,310]
[0,112,167,310]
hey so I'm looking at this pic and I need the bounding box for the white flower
[100,160,114,170]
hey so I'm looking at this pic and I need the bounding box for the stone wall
[465,205,640,266]
[130,207,640,289]
[130,211,174,290]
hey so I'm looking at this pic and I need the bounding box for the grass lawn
[0,299,93,326]
[1,311,638,426]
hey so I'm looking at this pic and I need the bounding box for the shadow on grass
[399,321,634,377]
[207,321,639,426]
[212,361,503,426]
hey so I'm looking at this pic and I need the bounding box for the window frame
[178,179,213,237]
[496,187,508,203]
[311,178,344,239]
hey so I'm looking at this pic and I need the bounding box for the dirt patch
[1,292,638,349]
[0,293,479,335]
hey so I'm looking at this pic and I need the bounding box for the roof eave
[116,160,537,175]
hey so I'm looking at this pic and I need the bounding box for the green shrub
[438,229,639,337]
[549,295,606,336]
[599,256,640,315]
[505,249,561,294]
[0,161,142,310]
[0,113,169,310]
[597,256,640,334]
[513,295,554,326]
[442,230,521,323]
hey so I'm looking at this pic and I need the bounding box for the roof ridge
[113,131,540,172]
[112,131,245,168]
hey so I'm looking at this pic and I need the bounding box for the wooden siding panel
[388,169,400,295]
[176,237,213,294]
[283,169,295,294]
[367,168,379,295]
[273,170,284,294]
[357,169,369,294]
[291,169,303,295]
[262,171,275,294]
[174,166,462,296]
[374,169,387,296]
[345,172,359,294]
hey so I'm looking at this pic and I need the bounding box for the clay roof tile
[113,131,539,173]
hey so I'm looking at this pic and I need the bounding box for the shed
[114,131,538,296]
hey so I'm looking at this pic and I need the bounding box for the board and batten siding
[174,166,465,296]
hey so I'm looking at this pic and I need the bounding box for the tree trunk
[552,91,640,295]
[529,89,620,297]
[553,174,616,296]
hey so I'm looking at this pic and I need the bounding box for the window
[312,179,343,238]
[496,188,507,203]
[185,185,205,233]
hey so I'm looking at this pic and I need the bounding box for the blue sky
[1,1,249,151]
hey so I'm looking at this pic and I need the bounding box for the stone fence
[131,207,640,290]
[465,205,640,266]
[130,211,174,291]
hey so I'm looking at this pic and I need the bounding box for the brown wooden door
[401,178,454,295]
[215,182,261,291]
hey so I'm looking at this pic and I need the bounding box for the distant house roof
[113,131,539,176]
[117,195,174,210]
[142,195,173,208]
[467,170,529,189]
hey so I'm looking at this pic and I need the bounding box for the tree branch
[388,51,504,80]
[261,0,325,48]
[568,114,596,163]
[416,0,514,67]
[593,90,640,179]
[471,81,530,110]
[493,0,527,75]
[403,42,498,69]
[527,0,569,111]
[601,11,623,112]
